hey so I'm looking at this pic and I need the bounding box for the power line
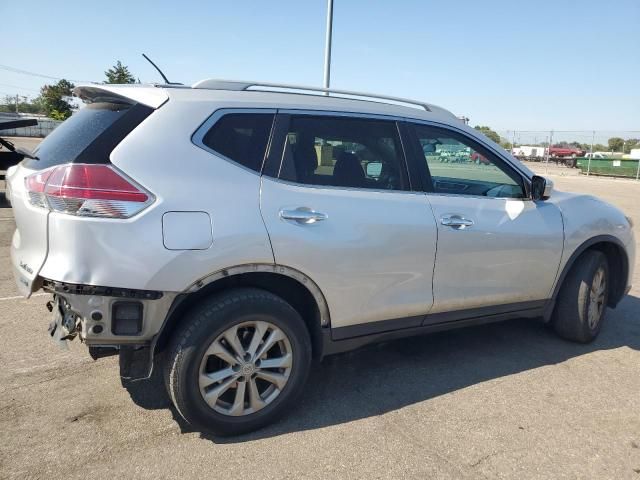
[0,64,94,83]
[0,92,34,101]
[0,83,40,93]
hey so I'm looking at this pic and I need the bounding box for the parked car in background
[548,146,585,167]
[584,152,610,159]
[7,80,636,435]
[548,146,585,158]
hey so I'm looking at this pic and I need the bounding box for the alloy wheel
[587,267,606,330]
[198,321,293,416]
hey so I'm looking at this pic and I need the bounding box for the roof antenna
[142,53,180,85]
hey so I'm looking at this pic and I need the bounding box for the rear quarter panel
[7,164,49,296]
[40,96,275,292]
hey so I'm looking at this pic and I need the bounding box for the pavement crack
[470,450,502,468]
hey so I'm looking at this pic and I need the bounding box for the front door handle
[440,214,474,229]
[280,208,328,224]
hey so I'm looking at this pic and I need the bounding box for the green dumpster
[576,158,640,178]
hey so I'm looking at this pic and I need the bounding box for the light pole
[587,130,594,176]
[323,0,334,94]
[545,130,553,173]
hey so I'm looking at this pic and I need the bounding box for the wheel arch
[153,264,330,360]
[551,235,629,309]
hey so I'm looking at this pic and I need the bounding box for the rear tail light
[25,164,153,218]
[24,169,54,208]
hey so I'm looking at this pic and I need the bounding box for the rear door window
[199,113,275,172]
[278,115,409,191]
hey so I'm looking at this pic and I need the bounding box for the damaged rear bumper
[42,279,177,346]
[42,279,178,379]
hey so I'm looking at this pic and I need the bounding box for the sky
[1,0,639,133]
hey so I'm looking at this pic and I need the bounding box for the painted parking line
[0,292,49,301]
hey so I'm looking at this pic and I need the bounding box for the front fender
[547,191,634,307]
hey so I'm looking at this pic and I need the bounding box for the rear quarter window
[198,113,275,173]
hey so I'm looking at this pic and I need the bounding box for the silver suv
[7,81,635,435]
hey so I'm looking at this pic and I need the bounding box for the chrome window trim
[191,108,277,176]
[424,191,531,202]
[262,174,426,197]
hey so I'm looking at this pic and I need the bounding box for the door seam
[423,193,438,320]
[258,176,277,265]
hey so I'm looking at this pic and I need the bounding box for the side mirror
[531,175,553,200]
[365,161,382,178]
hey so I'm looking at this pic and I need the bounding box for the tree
[608,137,624,152]
[623,138,640,154]
[39,79,75,120]
[473,125,501,144]
[104,61,136,84]
[0,95,45,114]
[593,143,608,152]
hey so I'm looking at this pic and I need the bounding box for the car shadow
[123,294,640,442]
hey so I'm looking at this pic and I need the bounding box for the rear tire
[164,288,312,436]
[552,250,609,343]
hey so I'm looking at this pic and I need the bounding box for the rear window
[200,113,274,172]
[25,102,151,169]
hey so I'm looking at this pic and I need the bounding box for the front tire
[164,288,312,435]
[552,250,609,343]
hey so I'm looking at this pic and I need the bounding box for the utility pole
[323,0,334,94]
[587,130,595,176]
[15,94,19,114]
[545,130,553,173]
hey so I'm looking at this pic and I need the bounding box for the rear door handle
[440,214,474,229]
[279,208,328,224]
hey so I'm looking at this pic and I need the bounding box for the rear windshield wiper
[15,146,39,160]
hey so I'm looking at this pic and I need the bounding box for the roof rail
[191,79,431,112]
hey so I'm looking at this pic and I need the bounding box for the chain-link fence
[496,130,640,180]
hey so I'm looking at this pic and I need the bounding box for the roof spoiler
[73,84,169,109]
